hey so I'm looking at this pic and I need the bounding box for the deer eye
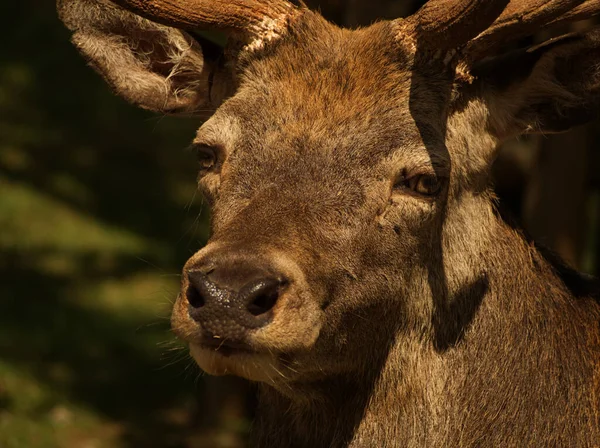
[394,173,441,198]
[195,145,218,172]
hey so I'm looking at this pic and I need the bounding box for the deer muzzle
[172,244,323,382]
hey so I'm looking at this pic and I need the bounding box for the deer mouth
[189,341,288,383]
[197,337,255,356]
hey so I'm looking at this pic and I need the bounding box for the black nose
[186,259,287,340]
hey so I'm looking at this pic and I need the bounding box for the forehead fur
[202,12,451,175]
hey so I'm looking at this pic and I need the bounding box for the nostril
[246,279,284,316]
[187,285,205,308]
[247,290,278,316]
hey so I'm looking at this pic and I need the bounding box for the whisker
[135,256,165,272]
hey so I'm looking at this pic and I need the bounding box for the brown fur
[59,1,600,446]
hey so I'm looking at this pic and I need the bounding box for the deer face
[59,0,600,385]
[172,18,459,382]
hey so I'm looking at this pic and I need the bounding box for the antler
[551,0,600,23]
[110,0,302,40]
[466,0,600,59]
[403,0,600,56]
[403,0,509,50]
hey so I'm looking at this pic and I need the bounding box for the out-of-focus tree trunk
[304,0,422,27]
[586,128,600,276]
[523,128,590,268]
[342,0,416,26]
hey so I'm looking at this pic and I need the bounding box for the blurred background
[0,1,598,447]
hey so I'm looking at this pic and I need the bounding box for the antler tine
[466,0,600,60]
[548,1,600,26]
[110,0,301,39]
[403,0,509,50]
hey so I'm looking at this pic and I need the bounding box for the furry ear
[462,29,600,138]
[58,0,228,115]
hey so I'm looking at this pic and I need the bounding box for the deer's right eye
[195,146,218,172]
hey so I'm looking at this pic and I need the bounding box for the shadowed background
[0,1,598,447]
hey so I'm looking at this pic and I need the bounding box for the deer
[58,0,600,446]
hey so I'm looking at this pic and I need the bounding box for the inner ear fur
[58,0,226,115]
[462,28,600,138]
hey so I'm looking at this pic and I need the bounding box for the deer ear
[58,0,228,115]
[466,29,600,137]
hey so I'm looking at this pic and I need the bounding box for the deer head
[58,0,600,387]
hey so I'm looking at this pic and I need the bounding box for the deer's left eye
[394,173,441,198]
[409,174,441,196]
